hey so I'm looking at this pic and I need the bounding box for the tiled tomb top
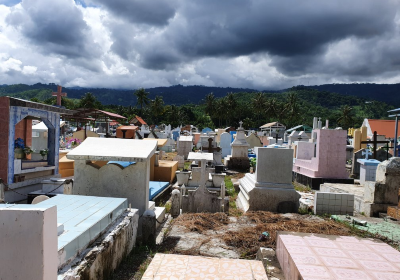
[277,231,400,280]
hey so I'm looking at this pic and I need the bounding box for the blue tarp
[107,161,136,168]
[149,181,170,200]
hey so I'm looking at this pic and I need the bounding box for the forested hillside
[0,83,394,130]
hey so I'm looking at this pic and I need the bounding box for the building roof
[116,125,138,131]
[365,119,400,139]
[259,122,286,129]
[129,115,147,125]
[286,124,313,133]
[4,96,75,114]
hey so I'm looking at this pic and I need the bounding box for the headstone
[237,147,300,212]
[220,132,231,157]
[352,148,391,178]
[177,136,193,160]
[173,155,185,169]
[142,209,156,245]
[170,189,181,218]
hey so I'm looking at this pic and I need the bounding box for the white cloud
[0,0,399,91]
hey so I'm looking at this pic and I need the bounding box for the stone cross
[239,121,243,128]
[362,149,372,160]
[275,133,279,143]
[52,85,67,106]
[202,138,221,153]
[361,131,389,159]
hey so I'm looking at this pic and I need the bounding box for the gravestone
[173,155,185,169]
[237,147,300,212]
[358,158,380,186]
[220,132,231,157]
[246,133,262,149]
[177,136,193,160]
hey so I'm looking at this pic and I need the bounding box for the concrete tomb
[237,147,300,213]
[181,157,229,213]
[142,253,267,279]
[246,133,263,149]
[224,121,250,170]
[0,194,139,280]
[351,148,391,179]
[277,231,400,280]
[313,192,354,215]
[67,137,157,216]
[293,127,353,189]
[177,135,193,160]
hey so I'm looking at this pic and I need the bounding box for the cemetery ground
[111,155,400,280]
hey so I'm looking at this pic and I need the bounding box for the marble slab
[188,152,213,161]
[142,253,267,280]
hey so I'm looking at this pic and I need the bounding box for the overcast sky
[0,0,400,90]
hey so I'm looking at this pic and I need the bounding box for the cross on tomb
[239,121,243,128]
[275,133,279,143]
[362,149,372,160]
[360,131,389,159]
[297,134,303,141]
[52,85,67,106]
[202,137,221,153]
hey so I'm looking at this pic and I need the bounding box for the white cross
[239,121,243,128]
[362,149,372,160]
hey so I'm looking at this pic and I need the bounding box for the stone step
[154,206,166,229]
[149,201,155,210]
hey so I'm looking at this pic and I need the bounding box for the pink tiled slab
[277,231,400,280]
[142,253,268,280]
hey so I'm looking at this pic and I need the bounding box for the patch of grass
[293,181,313,193]
[225,175,236,197]
[184,161,191,170]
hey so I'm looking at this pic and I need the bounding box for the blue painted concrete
[107,161,136,168]
[149,181,169,200]
[172,131,180,141]
[37,194,128,264]
[8,106,60,184]
[357,159,381,166]
[201,127,213,133]
[229,131,237,142]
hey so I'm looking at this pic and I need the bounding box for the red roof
[130,115,147,125]
[97,109,126,119]
[367,119,400,138]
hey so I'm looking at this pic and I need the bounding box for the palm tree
[78,92,101,109]
[265,98,279,120]
[150,95,165,123]
[134,88,150,115]
[337,105,354,129]
[283,92,300,127]
[252,93,266,126]
[205,92,216,116]
[225,93,237,125]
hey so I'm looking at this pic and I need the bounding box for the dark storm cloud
[127,0,397,73]
[6,0,101,61]
[90,0,177,26]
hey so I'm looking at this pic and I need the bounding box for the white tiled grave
[36,194,128,266]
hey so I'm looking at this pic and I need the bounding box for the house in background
[362,119,400,140]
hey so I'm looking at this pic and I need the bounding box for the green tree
[78,92,102,109]
[252,92,266,126]
[337,105,354,129]
[283,92,300,127]
[226,92,237,126]
[134,88,150,115]
[150,95,165,123]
